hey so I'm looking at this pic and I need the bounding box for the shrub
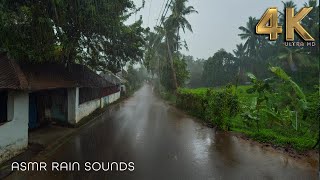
[177,86,240,130]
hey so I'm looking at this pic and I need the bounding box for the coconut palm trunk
[166,36,178,91]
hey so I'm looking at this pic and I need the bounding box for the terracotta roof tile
[0,54,114,90]
[20,63,114,91]
[0,54,28,90]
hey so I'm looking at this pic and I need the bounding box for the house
[0,54,120,164]
[0,54,29,164]
[20,62,115,126]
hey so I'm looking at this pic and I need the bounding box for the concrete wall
[108,92,120,104]
[101,96,109,108]
[0,91,29,164]
[67,88,121,125]
[67,88,79,125]
[77,99,100,122]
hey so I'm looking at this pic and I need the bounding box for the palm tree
[303,0,319,55]
[276,46,316,72]
[303,0,319,30]
[166,0,198,51]
[164,0,197,90]
[233,43,248,84]
[238,17,261,58]
[144,27,167,87]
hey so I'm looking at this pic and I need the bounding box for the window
[0,90,8,123]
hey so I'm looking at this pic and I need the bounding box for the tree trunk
[166,36,178,91]
[158,56,161,91]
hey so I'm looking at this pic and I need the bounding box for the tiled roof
[0,54,113,91]
[0,54,28,90]
[20,63,114,91]
[100,71,122,85]
[70,64,114,88]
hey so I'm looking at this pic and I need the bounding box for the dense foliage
[176,67,319,151]
[184,56,204,88]
[177,85,239,130]
[202,49,237,87]
[0,0,145,73]
[144,0,197,92]
[124,65,147,93]
[145,0,319,151]
[181,1,319,89]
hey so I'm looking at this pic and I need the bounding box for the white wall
[76,99,101,122]
[101,96,109,107]
[0,91,29,164]
[67,88,79,125]
[67,88,121,125]
[108,92,120,104]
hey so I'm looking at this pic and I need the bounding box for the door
[29,94,39,129]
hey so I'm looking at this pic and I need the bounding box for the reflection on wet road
[8,85,318,179]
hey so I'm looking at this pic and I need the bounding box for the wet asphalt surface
[7,85,318,180]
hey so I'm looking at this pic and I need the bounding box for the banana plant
[246,72,274,109]
[270,66,307,111]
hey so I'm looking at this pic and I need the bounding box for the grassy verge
[174,85,318,152]
[230,116,316,151]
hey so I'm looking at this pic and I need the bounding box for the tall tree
[238,17,261,59]
[302,0,319,55]
[202,49,236,87]
[185,56,204,88]
[233,43,248,84]
[0,0,146,73]
[0,1,57,62]
[165,0,198,51]
[163,0,197,91]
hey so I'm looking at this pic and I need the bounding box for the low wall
[0,91,29,164]
[68,88,121,125]
[76,98,101,123]
[101,96,109,107]
[109,91,120,104]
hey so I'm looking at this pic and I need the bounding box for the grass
[174,85,318,152]
[178,87,211,96]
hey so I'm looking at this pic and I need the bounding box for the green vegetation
[177,85,239,130]
[124,65,147,95]
[0,0,145,73]
[144,0,319,152]
[1,0,317,153]
[176,68,319,151]
[144,0,197,92]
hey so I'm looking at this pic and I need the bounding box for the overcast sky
[127,0,307,59]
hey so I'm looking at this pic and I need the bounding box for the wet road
[8,85,318,180]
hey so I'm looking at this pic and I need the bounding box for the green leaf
[247,72,257,83]
[246,88,256,94]
[270,66,306,100]
[270,66,290,81]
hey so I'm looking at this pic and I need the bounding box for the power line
[147,0,153,27]
[155,0,167,26]
[152,0,172,50]
[161,0,172,24]
[157,0,172,27]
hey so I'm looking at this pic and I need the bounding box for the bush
[176,88,207,119]
[177,86,240,130]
